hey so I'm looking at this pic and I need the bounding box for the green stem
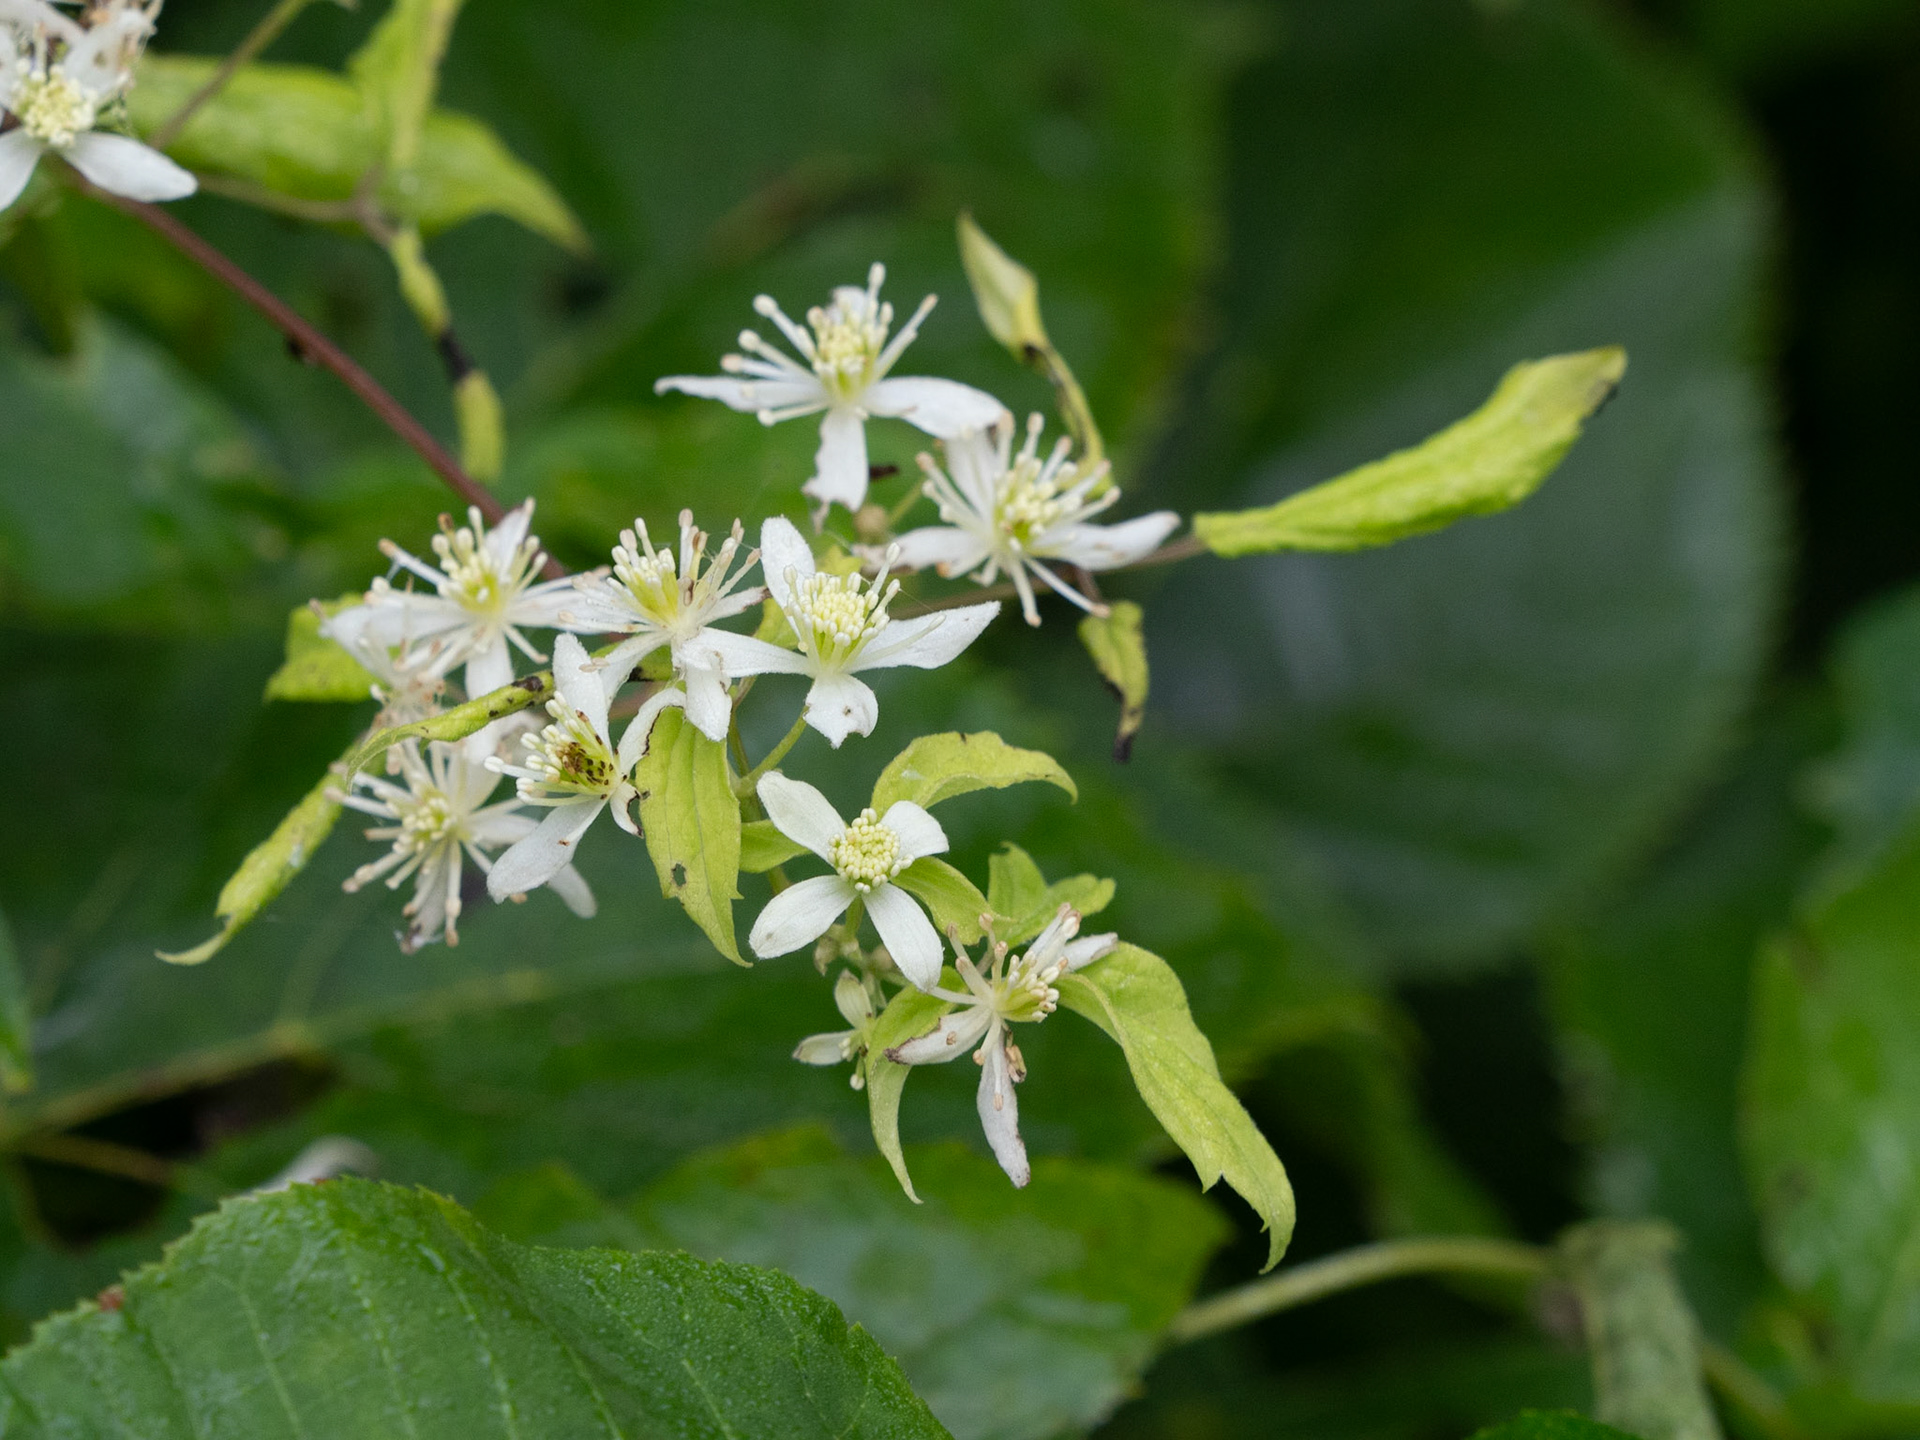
[734,712,810,798]
[1165,1237,1551,1346]
[149,0,344,149]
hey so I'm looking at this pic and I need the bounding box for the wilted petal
[880,801,947,863]
[865,881,943,990]
[852,603,999,673]
[65,134,196,202]
[749,873,856,958]
[1044,511,1182,571]
[756,772,846,861]
[803,670,880,747]
[866,376,1008,439]
[888,1005,993,1065]
[977,1031,1031,1187]
[804,406,870,514]
[486,798,605,901]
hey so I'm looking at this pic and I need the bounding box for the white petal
[852,603,999,673]
[803,407,870,514]
[803,670,879,748]
[0,131,44,214]
[944,425,1012,513]
[654,374,825,415]
[755,772,845,861]
[546,864,598,918]
[1042,511,1183,571]
[866,377,1009,439]
[795,1031,856,1066]
[489,500,534,559]
[880,801,947,863]
[1063,933,1119,971]
[550,634,609,743]
[889,525,991,577]
[759,516,816,611]
[64,134,197,202]
[679,658,734,743]
[977,1032,1031,1186]
[888,1005,993,1065]
[696,629,811,679]
[486,799,605,900]
[865,882,943,990]
[464,640,514,700]
[749,874,856,958]
[614,685,686,775]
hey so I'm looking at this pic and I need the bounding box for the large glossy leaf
[1144,0,1784,969]
[482,1128,1227,1440]
[0,1179,948,1437]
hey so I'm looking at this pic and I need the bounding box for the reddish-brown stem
[94,190,565,572]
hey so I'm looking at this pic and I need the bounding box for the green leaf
[625,1128,1228,1440]
[893,857,993,946]
[871,732,1076,814]
[0,908,29,1094]
[741,817,808,874]
[127,56,587,249]
[1470,1414,1645,1440]
[1057,944,1295,1268]
[1077,601,1150,761]
[864,983,957,1203]
[262,600,374,703]
[1557,1222,1720,1440]
[985,844,1114,948]
[634,706,743,963]
[344,669,552,778]
[0,1179,948,1437]
[157,755,346,966]
[349,0,467,174]
[1745,815,1920,1404]
[1194,349,1625,557]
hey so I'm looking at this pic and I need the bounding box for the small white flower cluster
[0,0,195,212]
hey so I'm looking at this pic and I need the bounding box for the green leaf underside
[894,857,993,946]
[127,55,586,249]
[0,910,28,1094]
[345,671,552,779]
[1057,944,1295,1268]
[263,601,372,703]
[1557,1222,1718,1440]
[871,732,1076,813]
[351,0,464,175]
[1077,602,1150,759]
[157,755,347,966]
[865,984,957,1203]
[635,707,743,963]
[985,844,1115,948]
[1194,348,1626,557]
[0,1179,947,1438]
[740,817,808,873]
[1470,1414,1645,1440]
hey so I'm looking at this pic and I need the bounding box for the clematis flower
[337,731,594,953]
[793,970,878,1089]
[558,510,764,743]
[654,263,1008,516]
[747,771,950,989]
[484,634,682,902]
[886,905,1117,1186]
[894,415,1181,626]
[324,501,587,699]
[0,0,196,212]
[701,516,999,747]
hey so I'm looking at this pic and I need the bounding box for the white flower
[701,516,999,748]
[793,969,878,1088]
[558,510,764,743]
[0,0,196,212]
[338,731,594,953]
[485,634,683,903]
[895,416,1181,626]
[747,771,950,989]
[886,905,1117,1186]
[324,500,587,699]
[654,263,1008,516]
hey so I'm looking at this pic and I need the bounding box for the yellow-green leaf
[1077,600,1150,762]
[349,0,464,174]
[159,757,347,966]
[128,56,587,250]
[870,732,1075,814]
[345,670,552,779]
[740,819,807,874]
[985,844,1115,948]
[1193,347,1627,556]
[635,707,743,964]
[264,600,373,704]
[892,857,992,946]
[862,983,955,1203]
[1058,944,1296,1269]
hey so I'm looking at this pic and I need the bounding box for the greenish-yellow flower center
[397,789,460,851]
[518,702,618,800]
[13,65,94,147]
[808,299,888,399]
[787,569,897,668]
[833,809,901,891]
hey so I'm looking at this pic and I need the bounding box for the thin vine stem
[734,712,810,797]
[1166,1237,1551,1346]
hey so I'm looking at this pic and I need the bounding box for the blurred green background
[6,0,1920,1434]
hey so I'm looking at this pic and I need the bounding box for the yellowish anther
[397,790,459,851]
[13,63,94,147]
[428,509,543,617]
[832,809,902,892]
[807,292,891,399]
[788,567,897,666]
[518,702,617,800]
